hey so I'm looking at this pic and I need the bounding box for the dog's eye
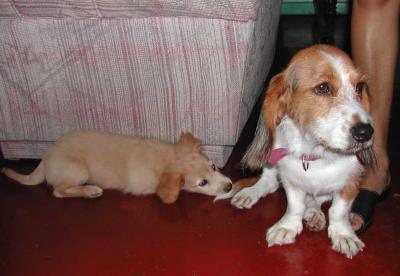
[315,82,333,96]
[199,179,208,187]
[355,82,365,95]
[211,164,216,171]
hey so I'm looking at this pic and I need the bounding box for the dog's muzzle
[350,123,374,143]
[224,182,233,193]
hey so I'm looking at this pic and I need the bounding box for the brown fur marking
[156,170,184,204]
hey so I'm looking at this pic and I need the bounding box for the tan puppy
[2,131,233,203]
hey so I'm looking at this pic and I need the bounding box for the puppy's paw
[328,224,365,258]
[230,187,261,209]
[266,225,298,247]
[85,186,103,198]
[304,207,326,231]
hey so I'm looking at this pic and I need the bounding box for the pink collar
[268,148,321,171]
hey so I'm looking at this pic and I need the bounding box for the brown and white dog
[2,131,233,203]
[231,45,374,258]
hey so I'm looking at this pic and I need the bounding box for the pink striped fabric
[0,0,282,166]
[0,141,234,167]
[0,0,261,21]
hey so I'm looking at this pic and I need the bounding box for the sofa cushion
[0,17,253,145]
[0,0,282,167]
[0,0,263,21]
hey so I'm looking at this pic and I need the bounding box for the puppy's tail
[1,161,45,185]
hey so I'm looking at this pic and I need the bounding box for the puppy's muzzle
[350,123,374,143]
[224,182,233,193]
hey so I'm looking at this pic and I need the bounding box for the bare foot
[350,155,390,232]
[350,213,364,232]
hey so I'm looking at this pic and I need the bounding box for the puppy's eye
[199,179,208,187]
[355,82,365,95]
[314,82,333,96]
[211,164,216,171]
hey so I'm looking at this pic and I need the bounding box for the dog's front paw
[85,185,103,198]
[266,224,299,247]
[304,207,326,231]
[328,224,365,258]
[330,234,365,259]
[230,187,261,209]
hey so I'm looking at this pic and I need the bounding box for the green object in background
[281,0,349,15]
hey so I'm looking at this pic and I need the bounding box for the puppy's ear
[178,132,201,152]
[242,72,290,170]
[156,170,184,204]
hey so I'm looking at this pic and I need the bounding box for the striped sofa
[0,0,281,167]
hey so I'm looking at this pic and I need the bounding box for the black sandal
[351,183,392,235]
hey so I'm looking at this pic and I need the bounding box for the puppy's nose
[224,182,233,193]
[351,123,374,142]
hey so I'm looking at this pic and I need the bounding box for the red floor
[1,158,400,275]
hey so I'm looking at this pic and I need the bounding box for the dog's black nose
[351,123,374,142]
[224,183,233,193]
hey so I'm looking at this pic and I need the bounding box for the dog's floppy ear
[241,111,272,170]
[356,148,377,169]
[263,72,291,138]
[360,79,371,113]
[178,132,201,152]
[156,169,184,204]
[241,72,290,170]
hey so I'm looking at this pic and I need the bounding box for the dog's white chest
[274,116,364,195]
[278,155,361,195]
